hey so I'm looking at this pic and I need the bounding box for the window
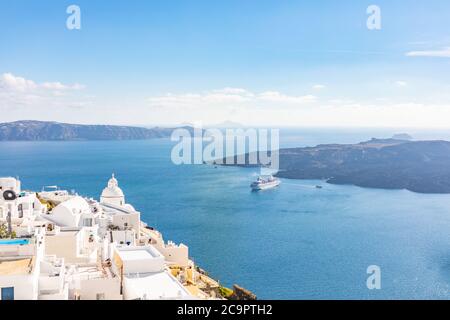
[83,218,93,227]
[96,293,106,300]
[1,287,14,300]
[18,204,23,218]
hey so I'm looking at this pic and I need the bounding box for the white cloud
[327,98,354,104]
[147,88,316,108]
[406,47,450,58]
[144,88,319,126]
[312,84,326,90]
[0,73,85,92]
[0,73,37,91]
[394,81,407,87]
[310,102,450,128]
[212,87,253,95]
[0,73,88,110]
[41,82,85,90]
[3,77,450,129]
[142,87,450,128]
[258,91,317,104]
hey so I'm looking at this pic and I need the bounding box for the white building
[45,196,94,228]
[140,226,189,267]
[112,245,191,300]
[45,227,98,265]
[0,175,219,300]
[0,228,68,300]
[99,175,142,246]
[0,177,46,233]
[101,202,141,244]
[100,174,126,207]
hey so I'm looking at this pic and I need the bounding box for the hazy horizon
[6,118,450,132]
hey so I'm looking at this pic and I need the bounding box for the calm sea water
[2,128,450,299]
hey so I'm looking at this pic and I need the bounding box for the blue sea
[2,128,450,299]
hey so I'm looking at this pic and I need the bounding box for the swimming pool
[0,239,30,245]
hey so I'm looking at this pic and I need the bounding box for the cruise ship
[0,175,255,300]
[250,175,281,191]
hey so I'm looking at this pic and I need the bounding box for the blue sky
[0,0,450,127]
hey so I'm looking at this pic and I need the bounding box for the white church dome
[101,174,125,206]
[101,187,124,198]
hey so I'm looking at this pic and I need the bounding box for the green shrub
[218,286,234,298]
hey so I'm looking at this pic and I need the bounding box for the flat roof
[125,271,191,299]
[47,230,79,237]
[0,258,33,275]
[73,266,106,281]
[118,248,159,260]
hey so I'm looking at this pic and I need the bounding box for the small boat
[250,175,281,191]
[315,185,323,189]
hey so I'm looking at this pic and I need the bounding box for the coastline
[0,175,256,300]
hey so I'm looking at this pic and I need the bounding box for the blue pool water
[1,128,450,299]
[0,239,30,245]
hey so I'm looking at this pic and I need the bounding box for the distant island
[223,137,450,194]
[0,120,194,141]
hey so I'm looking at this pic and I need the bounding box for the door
[1,287,14,300]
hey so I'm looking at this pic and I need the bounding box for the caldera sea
[2,128,450,299]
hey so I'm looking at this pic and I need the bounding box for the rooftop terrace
[0,258,34,275]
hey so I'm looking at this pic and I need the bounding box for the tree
[0,224,8,239]
[0,223,16,239]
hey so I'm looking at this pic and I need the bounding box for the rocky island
[224,137,450,194]
[0,120,194,141]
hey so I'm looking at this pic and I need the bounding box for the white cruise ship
[250,175,281,191]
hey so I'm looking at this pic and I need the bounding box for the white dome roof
[102,187,124,198]
[123,203,135,211]
[101,174,125,199]
[50,196,91,227]
[101,186,124,198]
[54,196,91,215]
